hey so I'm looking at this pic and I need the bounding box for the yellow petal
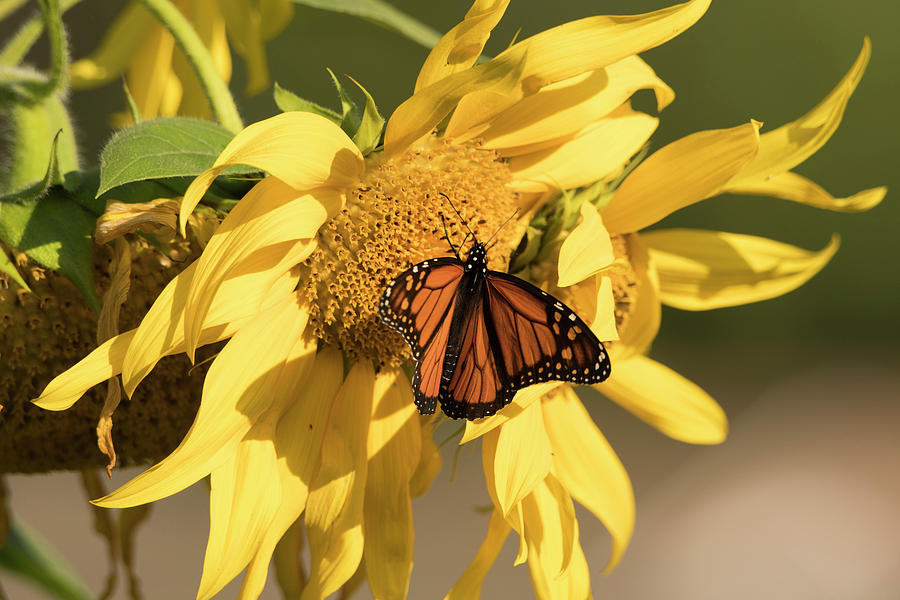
[170,0,231,119]
[33,330,137,411]
[461,382,561,443]
[613,235,659,359]
[527,531,591,600]
[520,473,577,578]
[444,510,511,600]
[182,178,336,359]
[363,368,420,600]
[450,56,673,153]
[94,296,312,508]
[179,112,363,233]
[238,346,345,600]
[726,171,886,212]
[409,415,442,498]
[602,121,761,234]
[726,38,871,187]
[643,229,840,310]
[220,0,294,95]
[124,26,177,120]
[508,110,658,194]
[385,47,527,157]
[596,355,727,444]
[543,387,633,572]
[69,2,155,88]
[197,438,281,600]
[415,0,510,91]
[304,361,375,600]
[557,201,615,287]
[490,400,553,516]
[498,0,709,94]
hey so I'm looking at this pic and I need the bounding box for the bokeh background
[3,0,899,598]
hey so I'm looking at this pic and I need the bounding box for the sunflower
[34,0,884,598]
[70,0,294,121]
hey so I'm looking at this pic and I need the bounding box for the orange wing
[378,258,464,414]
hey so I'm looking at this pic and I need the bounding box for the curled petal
[491,400,553,516]
[596,355,727,444]
[557,202,615,288]
[726,171,886,213]
[643,229,840,310]
[602,121,761,234]
[613,234,659,359]
[179,112,363,233]
[520,473,577,578]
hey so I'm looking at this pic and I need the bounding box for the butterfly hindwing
[378,257,464,414]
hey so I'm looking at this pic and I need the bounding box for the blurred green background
[3,1,898,598]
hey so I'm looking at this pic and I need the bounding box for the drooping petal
[489,400,553,516]
[196,331,322,600]
[219,0,294,94]
[94,296,311,508]
[613,234,659,359]
[543,387,633,572]
[182,178,338,359]
[414,0,510,91]
[69,2,155,87]
[726,171,886,212]
[449,56,673,152]
[238,346,345,600]
[509,109,658,193]
[461,382,562,443]
[596,355,727,444]
[125,26,179,120]
[602,121,761,234]
[409,415,442,498]
[527,530,591,600]
[725,38,871,187]
[179,112,363,232]
[363,368,421,600]
[444,510,511,600]
[520,473,577,578]
[643,229,840,310]
[303,361,375,600]
[557,201,615,288]
[33,330,136,411]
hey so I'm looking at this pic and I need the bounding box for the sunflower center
[298,137,522,364]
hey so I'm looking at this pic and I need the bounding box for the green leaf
[0,245,31,291]
[273,82,341,125]
[0,185,98,312]
[0,519,94,600]
[326,68,361,137]
[346,75,384,155]
[97,117,256,197]
[293,0,441,49]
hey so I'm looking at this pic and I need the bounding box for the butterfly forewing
[378,257,464,414]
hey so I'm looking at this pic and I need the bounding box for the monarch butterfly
[378,200,611,420]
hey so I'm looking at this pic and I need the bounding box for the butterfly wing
[378,257,464,414]
[441,271,611,420]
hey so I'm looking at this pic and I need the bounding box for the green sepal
[273,81,341,125]
[326,67,361,137]
[345,75,384,155]
[2,129,61,203]
[97,117,258,197]
[0,181,99,312]
[292,0,441,50]
[0,519,95,600]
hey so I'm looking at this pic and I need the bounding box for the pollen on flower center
[298,137,522,365]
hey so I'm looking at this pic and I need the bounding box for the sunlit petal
[94,296,311,508]
[557,202,615,287]
[461,382,561,443]
[613,235,659,359]
[179,112,363,233]
[415,0,510,91]
[520,473,577,577]
[527,531,590,600]
[726,171,886,212]
[444,510,511,600]
[303,361,375,600]
[644,229,840,310]
[596,355,727,444]
[602,120,760,234]
[509,109,658,193]
[543,387,633,571]
[491,401,553,516]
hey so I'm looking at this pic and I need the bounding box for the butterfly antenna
[485,207,521,250]
[440,213,462,260]
[439,192,478,243]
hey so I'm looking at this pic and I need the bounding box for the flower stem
[22,0,68,99]
[0,0,81,68]
[135,0,243,133]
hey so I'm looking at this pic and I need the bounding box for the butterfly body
[379,240,611,420]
